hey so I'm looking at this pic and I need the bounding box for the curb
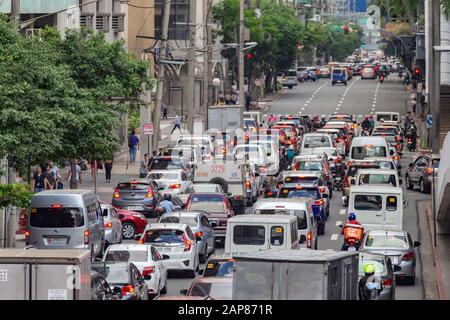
[425,207,446,299]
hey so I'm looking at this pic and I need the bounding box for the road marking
[339,209,346,215]
[338,104,341,107]
[301,107,305,110]
[333,111,338,114]
[330,234,339,241]
[336,221,343,226]
[336,107,340,110]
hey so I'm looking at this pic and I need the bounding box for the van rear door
[231,224,268,253]
[352,193,384,231]
[383,194,403,230]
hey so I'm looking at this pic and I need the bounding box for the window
[201,216,210,228]
[188,195,225,212]
[145,229,184,244]
[351,146,387,159]
[104,250,148,262]
[364,234,408,248]
[186,226,195,241]
[96,13,110,33]
[30,207,84,228]
[291,223,296,244]
[233,225,265,245]
[358,174,397,186]
[354,195,382,211]
[270,226,284,246]
[303,136,331,148]
[159,215,198,226]
[386,196,398,211]
[151,246,161,261]
[149,172,179,180]
[181,172,188,181]
[284,176,320,183]
[87,204,97,223]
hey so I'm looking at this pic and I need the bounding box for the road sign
[254,79,262,86]
[143,124,154,135]
[154,48,160,56]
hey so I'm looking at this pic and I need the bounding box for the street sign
[143,124,154,135]
[254,79,262,86]
[426,114,432,128]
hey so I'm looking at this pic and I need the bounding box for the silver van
[27,190,105,260]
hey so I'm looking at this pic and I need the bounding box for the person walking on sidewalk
[171,114,182,134]
[44,165,56,190]
[245,92,252,112]
[67,160,82,189]
[162,102,168,120]
[140,154,150,178]
[31,166,45,193]
[104,158,113,183]
[128,130,139,163]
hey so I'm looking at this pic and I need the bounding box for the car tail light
[307,231,312,249]
[426,167,433,174]
[121,285,136,296]
[104,222,113,229]
[245,180,251,189]
[383,278,393,287]
[169,183,181,189]
[194,231,204,238]
[25,230,30,245]
[183,234,192,252]
[145,187,154,198]
[393,155,399,161]
[83,229,90,245]
[314,199,324,206]
[402,251,415,261]
[396,144,401,150]
[267,191,273,196]
[113,188,121,199]
[142,266,155,277]
[396,136,401,142]
[347,161,352,167]
[295,186,303,190]
[319,187,326,193]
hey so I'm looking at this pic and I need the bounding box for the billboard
[349,0,368,13]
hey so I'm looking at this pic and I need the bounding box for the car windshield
[188,195,225,212]
[373,135,396,143]
[203,260,234,277]
[254,209,308,229]
[358,174,397,186]
[145,229,184,244]
[365,234,409,248]
[149,173,179,180]
[295,161,323,171]
[99,266,130,284]
[374,128,398,135]
[354,195,383,211]
[304,136,331,148]
[30,207,84,228]
[188,185,218,193]
[189,282,232,300]
[278,189,318,199]
[333,69,344,74]
[351,146,387,159]
[235,146,261,156]
[159,215,198,226]
[150,159,183,170]
[284,176,320,184]
[104,250,148,262]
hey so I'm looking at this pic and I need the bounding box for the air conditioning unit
[25,28,42,38]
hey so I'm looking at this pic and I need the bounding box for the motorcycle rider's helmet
[163,194,172,201]
[364,263,376,276]
[348,212,357,221]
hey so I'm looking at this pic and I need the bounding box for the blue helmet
[348,212,356,221]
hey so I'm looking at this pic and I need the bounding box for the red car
[100,201,148,240]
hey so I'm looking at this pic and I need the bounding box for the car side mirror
[393,265,402,272]
[162,254,170,260]
[299,235,306,244]
[180,289,188,295]
[134,235,141,241]
[144,274,152,281]
[414,241,421,247]
[118,214,125,219]
[102,209,108,217]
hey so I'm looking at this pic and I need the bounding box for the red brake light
[396,136,401,142]
[245,180,251,189]
[146,187,154,198]
[426,167,433,174]
[194,231,204,238]
[336,138,341,143]
[142,266,155,277]
[396,144,401,150]
[24,230,30,245]
[402,252,415,261]
[314,199,324,206]
[267,191,273,196]
[183,234,192,252]
[319,187,326,193]
[383,278,393,287]
[169,183,181,189]
[51,204,63,209]
[104,222,113,229]
[307,231,312,248]
[84,229,90,245]
[121,285,136,295]
[295,186,303,190]
[113,188,121,199]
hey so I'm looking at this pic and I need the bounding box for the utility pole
[238,0,245,114]
[203,0,212,131]
[186,0,197,134]
[11,0,20,29]
[153,0,171,152]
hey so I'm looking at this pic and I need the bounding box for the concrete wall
[440,14,450,85]
[127,0,155,58]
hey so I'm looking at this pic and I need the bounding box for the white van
[250,138,280,176]
[252,199,318,249]
[355,169,401,187]
[224,215,300,254]
[348,136,391,164]
[347,185,406,231]
[374,111,401,127]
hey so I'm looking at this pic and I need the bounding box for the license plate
[48,238,66,244]
[127,206,142,211]
[390,256,399,264]
[157,247,172,252]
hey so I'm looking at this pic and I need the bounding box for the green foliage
[128,106,140,132]
[0,184,33,208]
[0,15,151,168]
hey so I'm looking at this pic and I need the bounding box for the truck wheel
[209,177,228,193]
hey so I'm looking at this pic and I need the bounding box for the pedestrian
[218,91,225,104]
[128,130,139,163]
[148,151,157,170]
[31,166,45,193]
[171,114,182,134]
[14,171,24,184]
[315,68,321,82]
[162,102,168,120]
[230,91,237,105]
[245,92,252,112]
[225,92,231,105]
[140,154,150,178]
[44,165,56,190]
[104,158,113,183]
[158,148,163,157]
[66,159,82,189]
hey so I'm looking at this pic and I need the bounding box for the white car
[148,170,192,195]
[138,223,200,278]
[176,183,225,205]
[231,144,271,173]
[251,139,280,176]
[300,133,333,154]
[102,243,168,296]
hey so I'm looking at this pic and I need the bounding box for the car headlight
[133,214,145,219]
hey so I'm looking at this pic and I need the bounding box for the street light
[212,78,221,105]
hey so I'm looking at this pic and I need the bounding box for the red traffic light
[415,67,420,76]
[246,52,253,59]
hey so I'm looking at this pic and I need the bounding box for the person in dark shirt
[358,264,382,300]
[31,166,46,193]
[128,130,139,163]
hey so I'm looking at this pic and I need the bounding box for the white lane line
[336,221,343,226]
[301,107,305,110]
[339,209,347,215]
[330,234,339,241]
[338,104,341,107]
[336,107,340,110]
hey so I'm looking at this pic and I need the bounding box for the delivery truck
[208,105,243,131]
[232,249,359,300]
[0,248,90,300]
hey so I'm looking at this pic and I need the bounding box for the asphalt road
[162,75,430,299]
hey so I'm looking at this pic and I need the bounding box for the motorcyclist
[341,212,364,250]
[158,194,175,214]
[320,116,327,128]
[358,264,383,300]
[361,116,373,135]
[406,122,418,151]
[286,145,296,165]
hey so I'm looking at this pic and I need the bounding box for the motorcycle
[405,133,416,152]
[378,73,385,83]
[364,281,382,300]
[333,176,343,191]
[361,128,370,136]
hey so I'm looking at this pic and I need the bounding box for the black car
[92,262,149,300]
[90,271,121,300]
[112,179,160,218]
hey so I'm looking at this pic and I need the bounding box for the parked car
[100,203,123,247]
[112,180,160,218]
[91,262,149,300]
[102,243,168,296]
[360,230,421,285]
[115,208,148,240]
[180,277,233,300]
[280,70,299,89]
[405,154,440,193]
[90,271,121,300]
[158,211,216,262]
[137,223,200,277]
[358,252,400,300]
[147,170,192,196]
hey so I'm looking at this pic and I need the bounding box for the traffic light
[343,25,349,34]
[246,52,253,60]
[415,67,421,78]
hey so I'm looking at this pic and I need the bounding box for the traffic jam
[7,57,433,302]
